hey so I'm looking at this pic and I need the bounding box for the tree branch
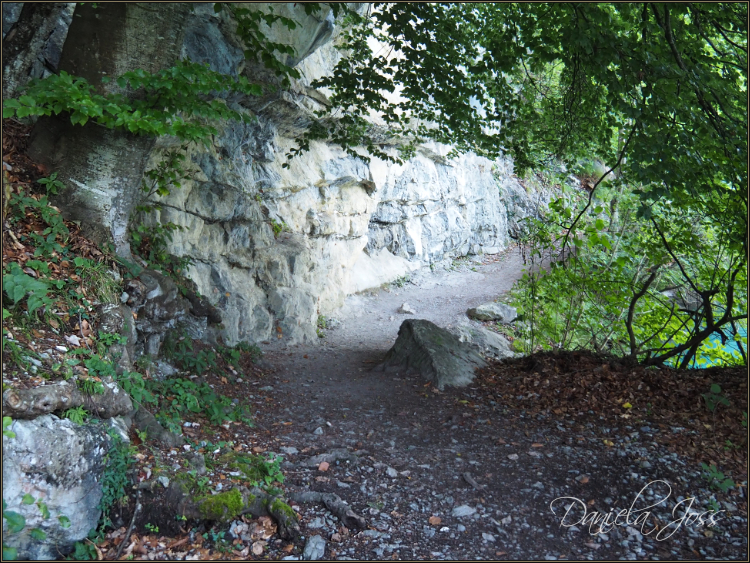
[561,121,638,265]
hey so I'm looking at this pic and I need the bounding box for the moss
[218,452,266,482]
[198,489,244,521]
[269,498,297,521]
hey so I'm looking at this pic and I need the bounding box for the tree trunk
[26,3,192,257]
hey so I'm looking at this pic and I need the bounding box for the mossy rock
[198,489,244,521]
[270,498,297,521]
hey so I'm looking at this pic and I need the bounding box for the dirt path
[248,248,747,561]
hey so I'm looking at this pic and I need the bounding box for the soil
[234,249,748,561]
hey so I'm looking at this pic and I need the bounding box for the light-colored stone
[466,302,518,323]
[380,319,486,390]
[398,302,416,315]
[450,323,516,360]
[302,534,326,560]
[2,415,112,559]
[451,505,477,518]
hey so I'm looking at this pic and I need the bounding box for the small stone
[120,292,129,303]
[337,481,350,489]
[451,505,476,518]
[398,302,416,314]
[157,475,170,488]
[386,467,398,478]
[457,524,466,532]
[259,386,274,391]
[281,447,299,455]
[501,515,512,525]
[330,533,342,543]
[507,454,519,461]
[640,460,652,469]
[55,345,68,352]
[313,427,324,435]
[482,533,496,542]
[302,535,326,561]
[318,461,330,472]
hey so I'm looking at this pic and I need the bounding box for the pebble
[386,467,398,478]
[482,533,496,542]
[302,535,326,560]
[451,505,476,518]
[259,386,274,391]
[398,303,416,314]
[313,427,324,435]
[507,454,519,460]
[281,447,299,455]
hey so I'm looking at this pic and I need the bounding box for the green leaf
[21,494,35,505]
[18,95,36,107]
[30,528,47,541]
[3,545,18,560]
[4,510,26,533]
[58,515,71,529]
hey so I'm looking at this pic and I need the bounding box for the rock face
[380,319,487,390]
[121,268,222,358]
[22,3,549,346]
[2,415,112,559]
[466,302,518,323]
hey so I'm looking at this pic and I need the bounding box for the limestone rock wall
[143,3,535,345]
[17,3,547,346]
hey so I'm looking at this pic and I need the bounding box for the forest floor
[239,249,748,561]
[3,117,747,560]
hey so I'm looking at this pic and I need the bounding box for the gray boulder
[466,302,517,323]
[2,415,113,559]
[450,323,516,360]
[380,319,486,390]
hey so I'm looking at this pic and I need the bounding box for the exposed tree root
[2,377,132,419]
[163,484,301,540]
[288,491,367,530]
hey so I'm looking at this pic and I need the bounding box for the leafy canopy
[303,2,746,247]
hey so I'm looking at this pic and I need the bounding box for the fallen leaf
[252,446,265,453]
[622,402,633,409]
[252,541,265,555]
[428,516,442,526]
[318,461,330,471]
[220,376,228,384]
[531,443,544,448]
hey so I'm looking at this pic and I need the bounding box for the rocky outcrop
[2,416,114,559]
[2,2,75,98]
[20,3,549,346]
[380,319,486,390]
